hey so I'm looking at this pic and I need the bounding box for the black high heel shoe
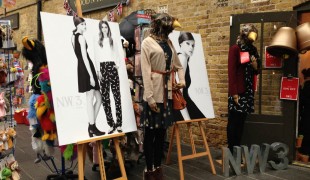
[88,123,105,137]
[116,125,123,133]
[108,125,116,134]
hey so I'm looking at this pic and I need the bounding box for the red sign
[265,46,282,68]
[280,77,299,100]
[240,52,250,64]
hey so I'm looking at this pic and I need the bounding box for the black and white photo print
[41,12,136,145]
[94,20,123,134]
[169,31,215,120]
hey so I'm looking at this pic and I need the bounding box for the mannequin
[140,13,184,180]
[227,24,260,153]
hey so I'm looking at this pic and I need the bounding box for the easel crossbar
[181,152,209,161]
[176,118,209,124]
[77,133,125,144]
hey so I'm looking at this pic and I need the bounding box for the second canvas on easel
[169,31,215,120]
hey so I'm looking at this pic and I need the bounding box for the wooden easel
[166,118,216,180]
[77,133,127,180]
[74,1,127,180]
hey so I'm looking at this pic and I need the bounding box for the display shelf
[0,47,17,51]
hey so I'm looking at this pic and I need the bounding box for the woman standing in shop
[140,13,184,180]
[298,68,310,158]
[174,32,205,121]
[227,24,260,153]
[71,16,105,137]
[94,20,122,134]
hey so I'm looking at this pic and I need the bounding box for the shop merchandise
[0,48,26,125]
[0,23,21,179]
[0,23,15,49]
[11,55,26,113]
[21,37,75,160]
[0,92,6,118]
[0,154,20,180]
[0,121,20,179]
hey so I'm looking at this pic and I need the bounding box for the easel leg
[166,124,176,164]
[175,124,184,180]
[113,137,128,180]
[78,144,86,180]
[199,122,216,174]
[187,123,196,154]
[77,133,127,180]
[97,141,106,180]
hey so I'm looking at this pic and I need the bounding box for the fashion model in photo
[174,32,206,121]
[140,13,185,179]
[94,20,122,134]
[71,16,105,137]
[227,24,260,153]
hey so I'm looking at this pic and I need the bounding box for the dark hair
[178,32,194,45]
[302,68,310,78]
[98,20,113,48]
[73,16,85,33]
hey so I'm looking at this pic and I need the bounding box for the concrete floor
[13,124,310,180]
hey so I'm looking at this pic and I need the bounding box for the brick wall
[4,0,309,148]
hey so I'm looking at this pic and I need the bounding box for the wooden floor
[14,124,310,180]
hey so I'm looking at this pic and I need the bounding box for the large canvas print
[41,12,136,145]
[169,31,215,120]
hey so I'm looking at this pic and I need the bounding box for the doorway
[230,11,298,162]
[294,2,310,167]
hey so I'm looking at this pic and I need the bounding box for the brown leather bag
[172,70,186,110]
[172,87,186,110]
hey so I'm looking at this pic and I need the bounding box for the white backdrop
[41,12,136,145]
[169,31,215,119]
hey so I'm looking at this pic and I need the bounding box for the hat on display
[296,22,310,54]
[266,27,298,58]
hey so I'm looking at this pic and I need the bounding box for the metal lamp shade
[266,27,298,57]
[296,22,310,53]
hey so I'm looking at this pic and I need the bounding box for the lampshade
[296,22,310,53]
[266,27,298,58]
